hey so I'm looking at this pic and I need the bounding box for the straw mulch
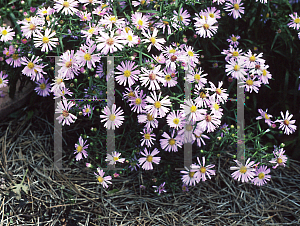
[0,107,300,226]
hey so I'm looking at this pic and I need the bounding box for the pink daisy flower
[182,183,189,192]
[74,136,89,161]
[5,48,22,68]
[288,12,300,30]
[274,110,297,135]
[0,71,9,89]
[100,104,124,130]
[0,26,15,42]
[187,67,208,88]
[227,34,240,48]
[57,50,79,80]
[197,112,221,133]
[173,8,191,29]
[105,151,125,165]
[75,40,101,69]
[193,127,210,147]
[33,28,58,52]
[20,55,47,82]
[177,121,197,144]
[208,81,229,104]
[224,0,245,20]
[129,89,147,114]
[269,147,288,169]
[138,148,161,170]
[225,57,247,80]
[120,29,139,47]
[96,31,126,55]
[191,156,216,182]
[205,7,221,20]
[239,75,261,93]
[139,65,164,91]
[194,15,218,39]
[242,50,265,69]
[140,127,156,147]
[180,99,206,123]
[131,12,150,31]
[162,67,178,88]
[137,112,159,129]
[156,17,173,35]
[180,166,199,186]
[194,87,211,108]
[115,61,140,87]
[256,109,272,127]
[55,99,77,126]
[53,0,79,15]
[230,158,256,183]
[251,165,271,186]
[160,130,182,152]
[34,77,51,97]
[166,110,185,130]
[144,91,172,118]
[142,28,166,52]
[94,168,112,188]
[82,104,92,117]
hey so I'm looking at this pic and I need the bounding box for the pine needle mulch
[1,111,300,226]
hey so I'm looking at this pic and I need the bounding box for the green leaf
[108,189,119,194]
[271,33,279,50]
[265,133,275,140]
[26,110,34,121]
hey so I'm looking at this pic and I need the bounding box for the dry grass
[0,107,300,226]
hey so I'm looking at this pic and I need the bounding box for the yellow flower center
[42,36,49,43]
[169,138,176,145]
[163,20,169,25]
[165,74,172,81]
[294,18,300,24]
[144,133,151,140]
[246,80,253,86]
[101,3,108,8]
[46,16,50,21]
[203,23,209,30]
[188,51,194,56]
[125,27,130,32]
[63,1,69,7]
[264,113,269,120]
[62,110,69,117]
[29,23,36,30]
[97,176,104,183]
[258,172,265,179]
[141,0,145,4]
[106,38,114,45]
[123,70,131,78]
[173,118,179,124]
[250,55,256,62]
[234,3,239,10]
[179,16,183,21]
[284,120,289,125]
[42,10,47,14]
[76,145,83,153]
[216,88,222,95]
[84,53,92,61]
[146,155,153,162]
[85,108,90,113]
[205,115,212,122]
[2,30,7,35]
[209,13,214,18]
[128,91,135,97]
[150,37,156,44]
[239,166,247,174]
[147,114,154,121]
[190,105,197,113]
[39,83,46,90]
[138,19,143,26]
[0,79,2,84]
[231,36,237,42]
[135,98,141,105]
[277,158,283,164]
[27,62,34,69]
[88,28,95,34]
[234,65,240,71]
[154,101,161,108]
[232,51,239,56]
[194,74,200,81]
[65,61,72,68]
[127,35,133,41]
[262,70,267,76]
[213,103,219,110]
[113,156,119,161]
[200,167,206,173]
[189,171,195,178]
[200,92,206,98]
[109,16,117,23]
[12,54,19,60]
[169,49,176,54]
[109,114,116,121]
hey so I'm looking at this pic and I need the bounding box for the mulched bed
[0,105,300,226]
